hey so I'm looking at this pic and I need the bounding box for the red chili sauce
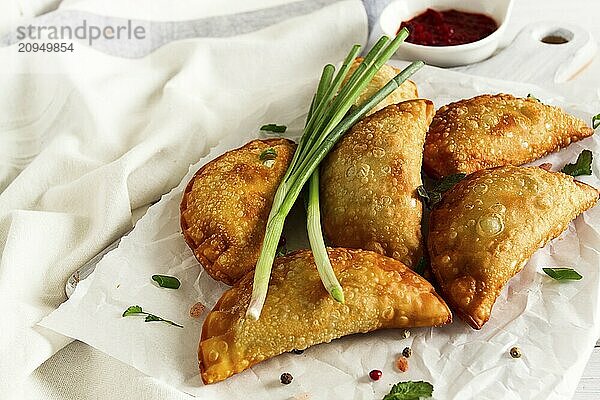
[399,8,498,46]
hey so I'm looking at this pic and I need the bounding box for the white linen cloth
[0,1,368,398]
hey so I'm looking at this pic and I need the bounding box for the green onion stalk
[246,28,423,320]
[306,170,343,302]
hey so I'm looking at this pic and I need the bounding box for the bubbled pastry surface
[428,166,599,329]
[344,58,419,116]
[321,100,434,268]
[199,248,451,384]
[180,139,296,285]
[423,94,594,178]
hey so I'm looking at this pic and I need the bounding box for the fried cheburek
[180,139,295,285]
[346,58,419,115]
[320,100,434,268]
[199,248,451,384]
[429,166,599,329]
[423,94,594,178]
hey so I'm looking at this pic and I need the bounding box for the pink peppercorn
[369,369,382,381]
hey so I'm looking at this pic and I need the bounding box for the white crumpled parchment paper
[41,64,600,400]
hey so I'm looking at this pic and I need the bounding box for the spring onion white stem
[307,170,344,303]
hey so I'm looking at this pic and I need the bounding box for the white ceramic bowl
[380,0,514,67]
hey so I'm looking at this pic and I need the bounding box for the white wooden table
[577,340,600,399]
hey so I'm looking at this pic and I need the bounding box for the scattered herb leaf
[415,257,427,276]
[122,305,143,316]
[434,173,467,192]
[542,267,583,281]
[260,148,278,162]
[561,150,593,176]
[416,186,430,206]
[260,123,287,133]
[276,245,288,257]
[144,314,162,322]
[122,305,183,328]
[593,114,600,129]
[418,173,466,208]
[526,93,539,102]
[275,235,288,257]
[151,274,181,289]
[383,381,434,400]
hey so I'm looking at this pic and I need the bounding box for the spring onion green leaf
[417,173,466,208]
[246,30,422,320]
[592,114,600,129]
[259,148,278,161]
[302,61,345,304]
[151,274,181,289]
[248,59,424,319]
[526,93,539,102]
[122,305,183,328]
[260,124,287,133]
[561,150,593,176]
[542,267,583,281]
[382,381,434,400]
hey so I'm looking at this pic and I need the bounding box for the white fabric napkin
[0,1,368,398]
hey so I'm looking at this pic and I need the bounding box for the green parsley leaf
[260,124,287,133]
[417,173,466,208]
[415,257,427,276]
[144,314,161,322]
[144,314,184,328]
[260,148,278,162]
[434,173,467,193]
[592,114,600,129]
[561,150,593,176]
[542,267,583,281]
[383,381,434,400]
[122,305,143,317]
[416,186,430,206]
[122,305,183,328]
[151,274,181,289]
[526,93,539,102]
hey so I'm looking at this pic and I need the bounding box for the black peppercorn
[280,372,293,385]
[510,347,522,358]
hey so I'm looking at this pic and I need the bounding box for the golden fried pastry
[346,58,419,115]
[180,139,295,285]
[199,248,451,384]
[429,166,598,329]
[320,100,434,268]
[423,94,594,178]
